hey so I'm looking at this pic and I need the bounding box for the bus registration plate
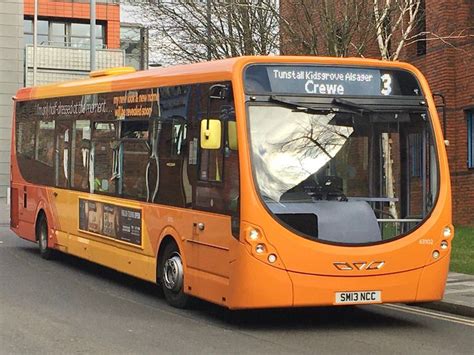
[335,291,381,305]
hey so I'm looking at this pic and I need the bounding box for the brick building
[24,0,121,49]
[406,0,473,225]
[280,0,474,225]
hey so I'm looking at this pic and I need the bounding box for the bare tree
[124,0,280,65]
[372,0,421,60]
[277,0,375,57]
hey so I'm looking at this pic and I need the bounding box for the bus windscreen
[244,64,438,245]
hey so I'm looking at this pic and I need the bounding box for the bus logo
[333,261,385,271]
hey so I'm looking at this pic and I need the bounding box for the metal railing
[25,44,125,86]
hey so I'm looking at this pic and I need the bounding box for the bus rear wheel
[37,214,53,260]
[160,242,189,308]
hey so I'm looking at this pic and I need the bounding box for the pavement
[0,202,9,225]
[416,272,474,318]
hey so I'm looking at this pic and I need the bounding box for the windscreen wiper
[270,95,366,116]
[331,98,373,113]
[269,96,327,114]
[332,97,426,113]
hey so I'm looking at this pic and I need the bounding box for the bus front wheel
[160,242,189,308]
[36,214,53,260]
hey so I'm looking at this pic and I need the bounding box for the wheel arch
[34,208,47,241]
[34,197,54,243]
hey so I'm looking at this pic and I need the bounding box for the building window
[416,0,427,56]
[49,22,67,46]
[121,26,147,69]
[24,19,48,45]
[70,23,105,48]
[24,18,105,48]
[468,111,474,168]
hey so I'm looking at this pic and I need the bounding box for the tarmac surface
[1,226,473,354]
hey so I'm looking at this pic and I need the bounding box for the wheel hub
[163,254,183,292]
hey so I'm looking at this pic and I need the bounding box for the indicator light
[255,244,266,254]
[268,254,277,263]
[440,240,448,250]
[432,250,440,259]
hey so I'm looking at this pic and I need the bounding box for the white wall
[0,0,23,224]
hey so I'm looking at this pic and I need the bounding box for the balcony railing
[25,44,125,86]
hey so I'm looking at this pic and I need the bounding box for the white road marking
[377,304,474,327]
[444,287,474,295]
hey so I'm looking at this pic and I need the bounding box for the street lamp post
[207,0,211,60]
[90,0,96,71]
[33,0,38,86]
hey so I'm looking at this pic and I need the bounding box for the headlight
[443,226,452,238]
[243,224,282,267]
[249,229,259,241]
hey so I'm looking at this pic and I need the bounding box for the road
[1,226,473,354]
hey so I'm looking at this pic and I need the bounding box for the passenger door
[191,105,239,280]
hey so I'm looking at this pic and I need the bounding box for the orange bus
[10,56,452,309]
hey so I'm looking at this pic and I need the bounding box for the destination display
[79,198,142,245]
[244,64,422,97]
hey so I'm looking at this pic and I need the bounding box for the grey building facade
[0,0,23,224]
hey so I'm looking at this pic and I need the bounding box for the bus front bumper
[227,243,450,309]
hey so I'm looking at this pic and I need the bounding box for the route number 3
[381,74,392,96]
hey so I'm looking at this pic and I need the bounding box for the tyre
[159,242,189,308]
[37,214,53,260]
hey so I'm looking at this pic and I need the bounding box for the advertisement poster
[79,199,142,245]
[33,88,160,122]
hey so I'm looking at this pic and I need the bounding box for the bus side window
[154,85,192,207]
[91,122,117,194]
[15,117,37,183]
[71,119,91,192]
[33,119,55,186]
[121,120,149,201]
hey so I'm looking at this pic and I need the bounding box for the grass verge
[450,226,474,275]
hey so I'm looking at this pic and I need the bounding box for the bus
[10,56,452,309]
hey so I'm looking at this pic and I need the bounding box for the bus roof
[15,56,418,101]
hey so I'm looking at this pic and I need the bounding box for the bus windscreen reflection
[248,104,438,244]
